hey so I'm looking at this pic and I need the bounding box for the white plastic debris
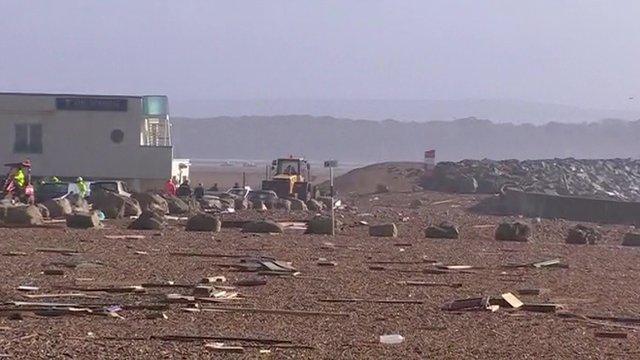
[379,334,404,344]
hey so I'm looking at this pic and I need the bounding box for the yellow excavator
[261,157,312,200]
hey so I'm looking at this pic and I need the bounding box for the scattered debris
[17,286,39,292]
[521,303,562,313]
[42,269,64,276]
[316,258,337,266]
[379,334,404,344]
[595,331,627,339]
[401,281,462,288]
[195,306,350,317]
[234,278,267,287]
[36,248,80,254]
[201,276,227,284]
[441,297,492,312]
[104,235,146,240]
[205,342,245,353]
[516,288,550,296]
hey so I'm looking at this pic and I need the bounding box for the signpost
[324,160,338,236]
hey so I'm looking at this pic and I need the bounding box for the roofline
[0,92,167,99]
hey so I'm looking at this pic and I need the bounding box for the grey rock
[185,213,221,232]
[495,221,531,242]
[42,198,72,219]
[566,224,600,245]
[242,220,283,234]
[369,223,398,237]
[66,211,102,229]
[425,222,459,239]
[128,211,164,230]
[5,205,44,226]
[306,198,324,212]
[622,232,640,247]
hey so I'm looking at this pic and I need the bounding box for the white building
[0,92,177,191]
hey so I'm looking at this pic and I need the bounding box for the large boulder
[185,213,221,232]
[66,211,102,229]
[306,215,339,235]
[164,195,190,214]
[128,211,164,230]
[316,196,334,209]
[234,198,251,210]
[36,204,50,219]
[252,200,268,212]
[454,176,478,193]
[131,192,168,214]
[289,198,308,211]
[274,199,291,211]
[410,199,424,209]
[369,223,398,237]
[5,205,44,226]
[42,199,72,219]
[199,197,224,211]
[66,194,90,213]
[566,224,600,245]
[495,221,531,242]
[306,199,324,212]
[242,220,284,234]
[622,232,640,247]
[424,222,459,239]
[375,184,390,194]
[0,203,9,220]
[90,190,125,219]
[219,197,235,210]
[123,197,142,217]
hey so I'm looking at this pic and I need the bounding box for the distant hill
[170,98,640,124]
[171,115,640,163]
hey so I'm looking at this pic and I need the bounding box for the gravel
[0,191,639,359]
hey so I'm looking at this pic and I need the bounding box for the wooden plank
[521,303,561,313]
[22,293,96,299]
[169,252,247,259]
[198,306,350,317]
[501,293,523,309]
[595,331,627,339]
[401,281,463,288]
[151,334,291,344]
[516,288,549,296]
[36,248,80,254]
[204,343,245,353]
[532,258,562,268]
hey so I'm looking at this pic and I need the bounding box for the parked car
[247,190,278,204]
[89,180,132,197]
[227,186,251,199]
[35,182,81,203]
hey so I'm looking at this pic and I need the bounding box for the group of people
[164,176,212,200]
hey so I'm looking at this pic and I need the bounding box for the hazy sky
[1,0,639,110]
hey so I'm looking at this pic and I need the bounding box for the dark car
[35,182,78,203]
[247,190,278,204]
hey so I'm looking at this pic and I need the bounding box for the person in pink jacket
[164,178,177,196]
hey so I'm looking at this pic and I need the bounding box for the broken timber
[192,306,349,317]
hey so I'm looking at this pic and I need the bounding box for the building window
[110,129,124,143]
[14,124,43,154]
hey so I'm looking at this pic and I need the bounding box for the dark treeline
[171,116,640,162]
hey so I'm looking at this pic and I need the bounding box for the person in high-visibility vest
[13,167,26,188]
[76,177,88,197]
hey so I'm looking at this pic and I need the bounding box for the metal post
[242,172,246,188]
[330,166,335,236]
